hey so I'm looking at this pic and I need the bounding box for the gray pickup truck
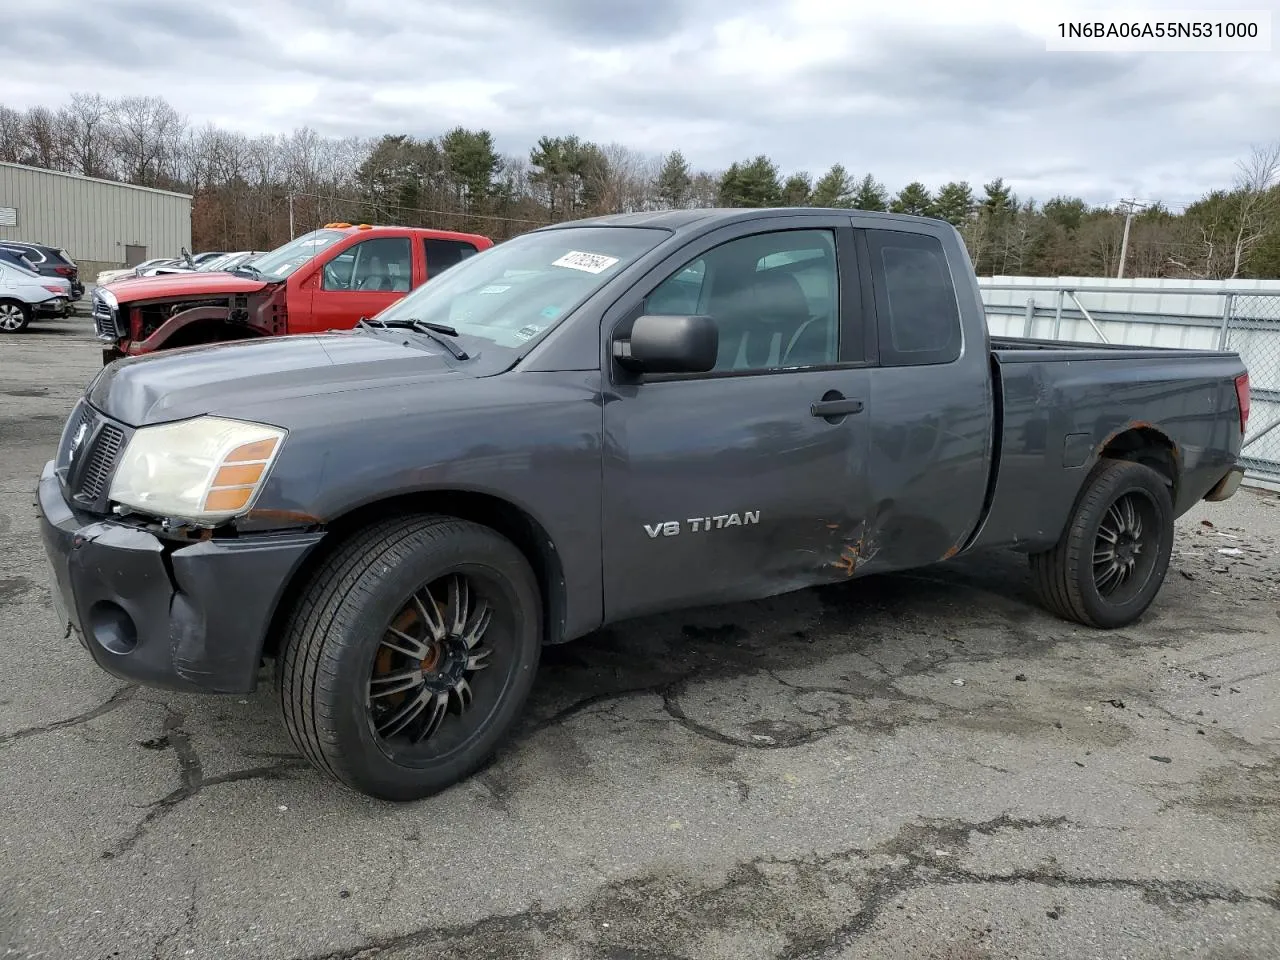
[37,207,1250,800]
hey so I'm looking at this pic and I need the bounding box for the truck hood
[102,271,270,302]
[87,331,479,426]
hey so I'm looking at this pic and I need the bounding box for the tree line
[3,92,1279,279]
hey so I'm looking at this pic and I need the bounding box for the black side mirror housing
[615,314,718,374]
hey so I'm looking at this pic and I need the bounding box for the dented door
[600,217,876,621]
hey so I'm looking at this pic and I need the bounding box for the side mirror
[181,246,194,269]
[615,314,717,374]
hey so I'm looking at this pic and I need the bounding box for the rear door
[301,233,416,333]
[854,217,995,570]
[601,214,877,621]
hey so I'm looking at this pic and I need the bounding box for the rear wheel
[0,300,30,333]
[1029,459,1174,628]
[276,514,542,801]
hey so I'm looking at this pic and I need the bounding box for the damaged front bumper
[36,460,323,694]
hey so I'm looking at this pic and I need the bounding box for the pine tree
[811,164,854,207]
[890,181,933,216]
[655,150,693,209]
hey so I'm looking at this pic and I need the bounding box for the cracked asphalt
[2,315,1279,960]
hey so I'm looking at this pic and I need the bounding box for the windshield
[246,229,347,281]
[371,226,666,350]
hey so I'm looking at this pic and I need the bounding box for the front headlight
[95,286,118,311]
[108,416,287,524]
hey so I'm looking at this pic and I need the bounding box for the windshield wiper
[233,263,266,280]
[357,317,470,360]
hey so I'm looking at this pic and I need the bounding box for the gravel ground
[2,315,1278,960]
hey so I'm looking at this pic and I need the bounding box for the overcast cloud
[4,0,1278,206]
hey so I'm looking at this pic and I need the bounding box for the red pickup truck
[92,224,494,363]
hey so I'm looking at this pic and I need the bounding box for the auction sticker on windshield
[552,251,620,274]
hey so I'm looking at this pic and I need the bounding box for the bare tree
[111,95,185,187]
[59,93,114,178]
[23,107,67,170]
[0,106,24,163]
[588,143,658,213]
[1229,141,1280,277]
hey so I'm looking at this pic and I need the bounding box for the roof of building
[0,161,193,200]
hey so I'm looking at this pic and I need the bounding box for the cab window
[643,229,840,372]
[322,237,413,292]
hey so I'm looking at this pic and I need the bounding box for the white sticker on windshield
[478,284,510,295]
[552,251,619,274]
[515,324,544,341]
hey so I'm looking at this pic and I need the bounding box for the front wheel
[0,300,30,333]
[1029,459,1174,629]
[276,514,542,801]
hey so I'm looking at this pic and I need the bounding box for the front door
[302,234,417,334]
[601,218,875,621]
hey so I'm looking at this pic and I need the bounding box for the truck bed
[971,336,1246,554]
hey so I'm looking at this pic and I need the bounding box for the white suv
[0,259,72,333]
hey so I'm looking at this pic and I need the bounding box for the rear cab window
[424,238,480,276]
[865,228,962,366]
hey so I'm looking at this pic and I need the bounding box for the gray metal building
[0,161,192,279]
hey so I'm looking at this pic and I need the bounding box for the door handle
[810,395,864,419]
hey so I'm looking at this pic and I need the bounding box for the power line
[289,190,553,227]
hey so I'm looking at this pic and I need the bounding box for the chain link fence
[1226,294,1280,484]
[978,279,1280,488]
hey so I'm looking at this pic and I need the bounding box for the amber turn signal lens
[225,438,278,463]
[212,462,265,487]
[203,487,254,511]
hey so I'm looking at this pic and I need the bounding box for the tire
[0,300,30,333]
[276,514,542,801]
[1029,458,1174,629]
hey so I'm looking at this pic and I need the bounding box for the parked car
[96,259,179,286]
[0,257,71,332]
[0,241,84,302]
[0,251,74,319]
[91,224,493,362]
[202,251,266,272]
[143,250,265,277]
[38,207,1249,800]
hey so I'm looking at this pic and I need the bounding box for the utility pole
[288,192,296,240]
[1116,198,1144,278]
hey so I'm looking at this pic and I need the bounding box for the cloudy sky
[5,0,1279,206]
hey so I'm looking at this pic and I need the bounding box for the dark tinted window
[424,238,479,275]
[644,229,840,372]
[0,250,36,272]
[866,229,961,366]
[1,244,43,264]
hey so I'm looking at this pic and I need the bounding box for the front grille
[91,291,121,341]
[76,424,125,501]
[57,404,92,469]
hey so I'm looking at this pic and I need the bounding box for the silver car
[0,258,72,333]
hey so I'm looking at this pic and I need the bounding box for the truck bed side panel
[972,350,1245,553]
